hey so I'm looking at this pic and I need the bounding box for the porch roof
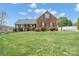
[15,19,36,25]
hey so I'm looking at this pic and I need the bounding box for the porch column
[15,24,19,31]
[34,24,36,28]
[22,24,25,31]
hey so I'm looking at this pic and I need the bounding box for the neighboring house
[58,26,77,31]
[73,22,77,26]
[0,25,13,33]
[15,10,57,31]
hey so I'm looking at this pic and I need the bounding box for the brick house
[15,10,57,31]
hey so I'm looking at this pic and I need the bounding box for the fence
[58,26,77,31]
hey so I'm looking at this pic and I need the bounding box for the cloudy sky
[0,3,79,26]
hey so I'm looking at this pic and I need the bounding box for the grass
[0,31,79,56]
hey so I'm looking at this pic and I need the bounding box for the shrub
[13,28,17,32]
[41,27,46,31]
[46,28,50,31]
[18,28,23,31]
[49,27,58,31]
[55,28,58,31]
[26,28,30,31]
[31,26,35,31]
[35,28,41,32]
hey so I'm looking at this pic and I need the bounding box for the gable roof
[15,10,57,25]
[36,10,57,20]
[15,19,36,24]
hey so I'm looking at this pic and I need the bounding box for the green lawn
[0,31,79,56]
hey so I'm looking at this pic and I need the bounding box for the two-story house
[15,10,57,31]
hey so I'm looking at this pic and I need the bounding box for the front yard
[0,31,79,56]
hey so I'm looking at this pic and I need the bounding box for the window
[21,25,23,27]
[16,25,18,28]
[18,25,23,28]
[50,22,52,27]
[18,25,21,28]
[45,13,50,18]
[52,23,55,27]
[42,22,44,27]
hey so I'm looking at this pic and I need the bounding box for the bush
[50,27,58,31]
[18,28,23,31]
[13,28,17,32]
[46,28,50,31]
[41,27,46,31]
[31,26,35,31]
[55,28,58,31]
[26,28,30,31]
[35,28,41,32]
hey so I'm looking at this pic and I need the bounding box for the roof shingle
[15,19,36,24]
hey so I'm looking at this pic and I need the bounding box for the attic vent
[45,13,50,18]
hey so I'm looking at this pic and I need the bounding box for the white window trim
[42,22,44,27]
[50,22,52,27]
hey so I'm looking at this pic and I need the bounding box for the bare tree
[0,10,6,31]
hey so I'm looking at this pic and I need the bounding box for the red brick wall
[36,11,57,28]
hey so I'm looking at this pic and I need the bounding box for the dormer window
[45,13,50,18]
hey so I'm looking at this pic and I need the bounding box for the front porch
[15,24,36,31]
